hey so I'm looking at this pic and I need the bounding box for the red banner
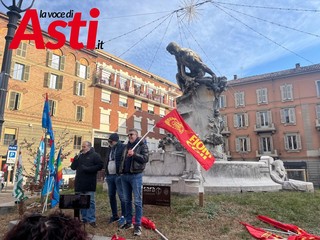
[156,109,215,171]
[241,222,285,239]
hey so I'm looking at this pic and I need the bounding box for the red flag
[111,234,126,240]
[241,222,285,239]
[156,109,215,170]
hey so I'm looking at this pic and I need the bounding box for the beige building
[221,63,320,186]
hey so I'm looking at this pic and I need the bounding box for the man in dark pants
[119,129,149,236]
[71,141,103,228]
[105,133,126,226]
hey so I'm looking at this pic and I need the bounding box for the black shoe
[134,225,142,236]
[109,216,120,224]
[89,222,97,228]
[120,223,133,230]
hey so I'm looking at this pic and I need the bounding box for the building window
[281,108,296,124]
[119,76,127,90]
[16,42,27,57]
[3,128,16,145]
[73,135,82,150]
[147,119,155,132]
[284,133,301,151]
[11,62,30,81]
[44,73,63,90]
[101,89,111,103]
[48,99,56,116]
[233,113,248,128]
[235,92,245,107]
[259,135,273,153]
[119,95,128,107]
[169,96,174,107]
[134,116,142,136]
[236,136,251,152]
[76,62,90,79]
[134,82,141,95]
[316,81,320,97]
[100,109,110,131]
[256,111,272,128]
[256,88,268,104]
[118,113,127,134]
[74,81,85,96]
[148,104,154,114]
[159,107,165,117]
[76,106,84,121]
[134,99,142,111]
[280,84,293,101]
[47,52,65,70]
[101,69,111,84]
[218,95,226,108]
[8,92,21,110]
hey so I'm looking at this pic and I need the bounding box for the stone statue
[166,42,216,94]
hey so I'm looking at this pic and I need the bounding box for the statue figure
[166,42,216,93]
[158,133,183,151]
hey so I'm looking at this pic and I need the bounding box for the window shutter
[74,81,78,95]
[247,137,251,151]
[60,56,65,71]
[76,61,80,76]
[81,83,86,96]
[316,105,320,119]
[22,42,27,57]
[256,112,261,128]
[289,108,296,123]
[280,109,285,123]
[287,84,293,100]
[297,134,301,149]
[57,75,63,90]
[44,73,50,87]
[235,138,240,152]
[264,88,268,103]
[245,113,249,127]
[284,135,288,150]
[86,66,90,79]
[8,92,16,109]
[280,85,285,100]
[233,114,238,127]
[47,51,52,67]
[23,65,30,81]
[256,89,261,104]
[267,111,272,126]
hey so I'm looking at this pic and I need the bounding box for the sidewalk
[0,184,114,240]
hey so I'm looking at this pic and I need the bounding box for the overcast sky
[1,0,320,83]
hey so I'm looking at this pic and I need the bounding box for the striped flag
[12,152,26,202]
[34,138,45,184]
[51,147,62,208]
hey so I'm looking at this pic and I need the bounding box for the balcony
[255,149,278,158]
[254,123,276,134]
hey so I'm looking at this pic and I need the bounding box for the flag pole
[132,125,157,151]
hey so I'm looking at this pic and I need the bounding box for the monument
[143,42,313,193]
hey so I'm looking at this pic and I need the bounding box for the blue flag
[41,142,55,197]
[42,94,54,141]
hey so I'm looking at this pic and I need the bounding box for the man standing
[71,141,103,228]
[119,129,149,236]
[105,133,126,226]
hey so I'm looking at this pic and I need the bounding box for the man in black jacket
[105,133,126,226]
[119,129,149,236]
[71,141,103,228]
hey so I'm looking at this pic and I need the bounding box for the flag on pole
[34,138,45,184]
[12,152,26,203]
[42,93,54,142]
[41,142,55,197]
[156,109,215,170]
[51,147,62,208]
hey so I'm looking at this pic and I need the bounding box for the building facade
[221,63,320,186]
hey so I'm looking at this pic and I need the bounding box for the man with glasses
[71,141,103,228]
[119,129,149,236]
[105,133,126,227]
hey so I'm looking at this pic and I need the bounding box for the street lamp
[0,0,34,140]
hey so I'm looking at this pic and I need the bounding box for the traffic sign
[6,150,17,164]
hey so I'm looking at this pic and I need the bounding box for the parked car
[61,168,76,186]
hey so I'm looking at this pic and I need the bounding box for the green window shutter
[57,75,63,90]
[23,65,30,81]
[76,61,80,76]
[46,51,52,67]
[86,66,90,79]
[44,73,50,87]
[60,56,65,71]
[82,83,86,96]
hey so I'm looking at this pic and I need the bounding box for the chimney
[234,74,237,80]
[295,63,300,69]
